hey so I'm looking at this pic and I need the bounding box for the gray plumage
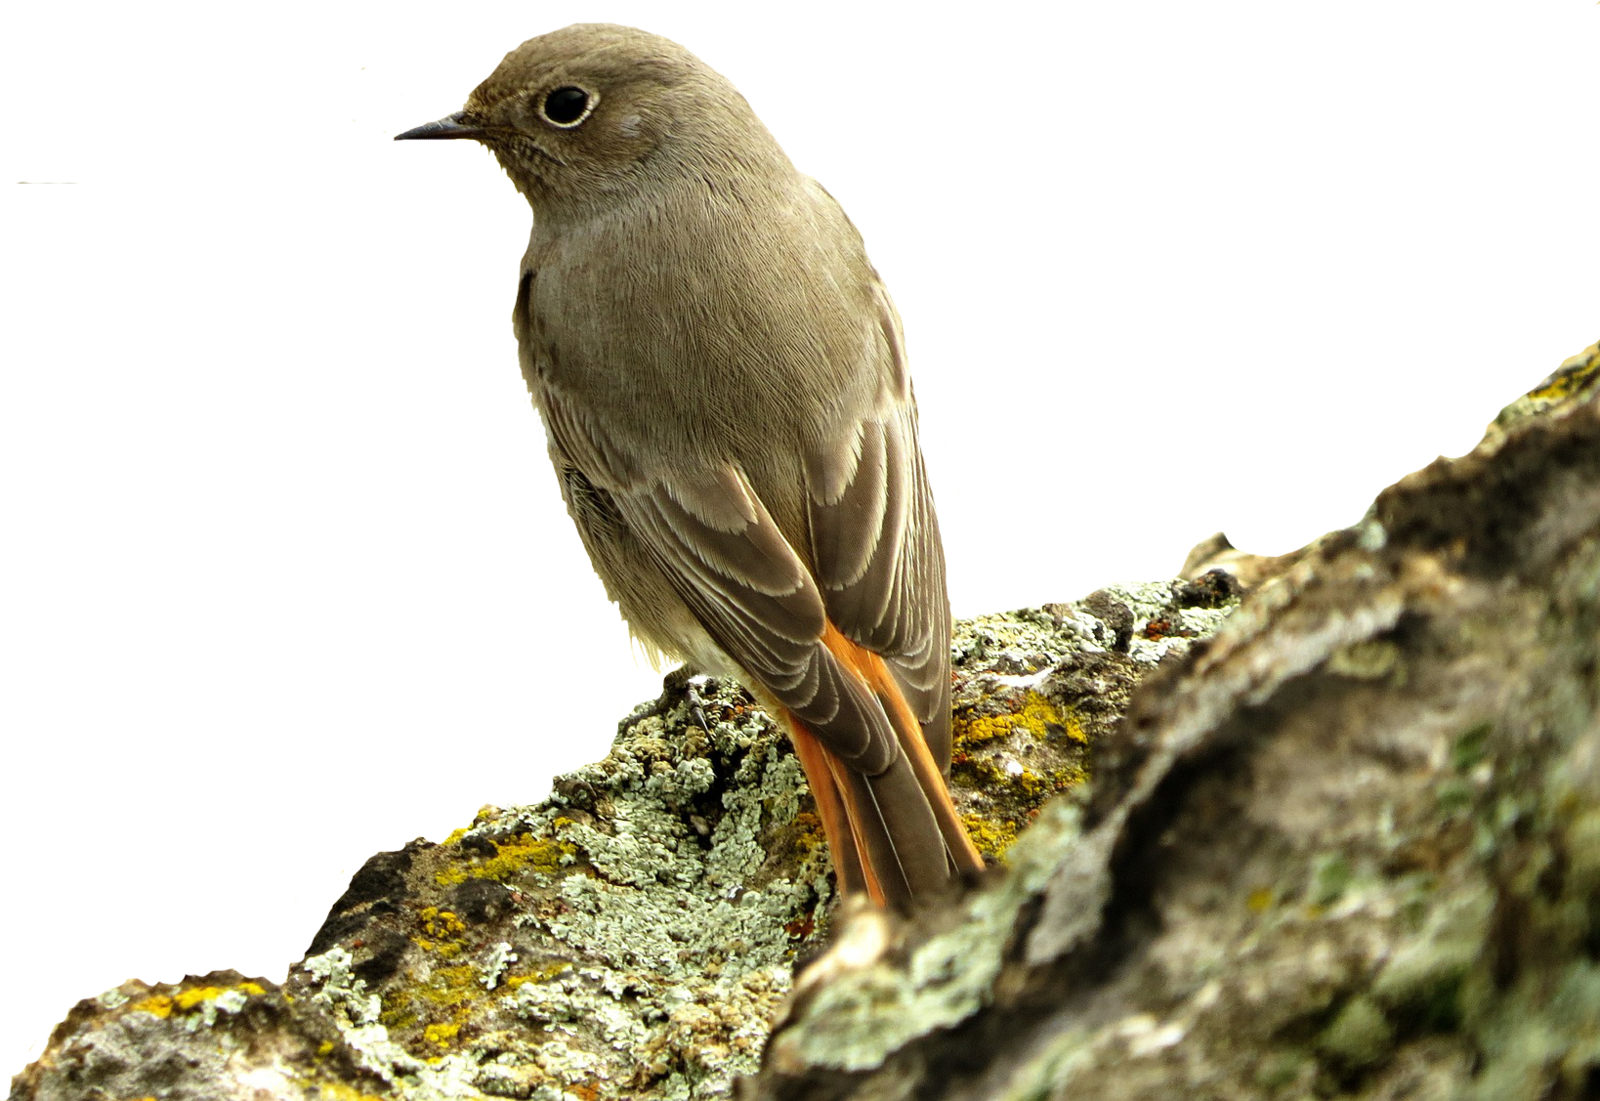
[396,23,981,908]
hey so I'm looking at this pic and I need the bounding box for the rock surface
[755,341,1600,1100]
[11,340,1597,1101]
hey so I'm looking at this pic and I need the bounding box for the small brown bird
[396,23,982,909]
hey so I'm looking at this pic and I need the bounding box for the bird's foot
[664,666,712,733]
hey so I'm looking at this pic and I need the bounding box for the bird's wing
[528,256,970,903]
[800,284,953,770]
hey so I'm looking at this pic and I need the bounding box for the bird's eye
[540,86,592,127]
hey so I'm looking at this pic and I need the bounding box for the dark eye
[540,86,591,127]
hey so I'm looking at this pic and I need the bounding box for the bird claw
[655,665,711,733]
[684,679,711,734]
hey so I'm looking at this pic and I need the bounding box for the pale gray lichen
[304,945,381,1026]
[1094,581,1214,665]
[95,985,130,1010]
[283,677,830,1098]
[481,941,518,990]
[771,799,1086,1072]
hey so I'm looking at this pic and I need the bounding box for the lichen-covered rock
[752,340,1600,1101]
[9,578,1222,1099]
[19,335,1595,1099]
[7,972,390,1100]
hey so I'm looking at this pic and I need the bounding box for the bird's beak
[394,112,483,141]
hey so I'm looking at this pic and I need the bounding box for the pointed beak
[394,111,483,141]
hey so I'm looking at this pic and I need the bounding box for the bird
[395,23,983,909]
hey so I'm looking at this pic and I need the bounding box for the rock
[752,340,1600,1100]
[13,340,1595,1101]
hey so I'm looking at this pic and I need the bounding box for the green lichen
[1254,1050,1308,1091]
[1317,995,1395,1069]
[1309,854,1354,909]
[1451,722,1494,773]
[1436,777,1477,817]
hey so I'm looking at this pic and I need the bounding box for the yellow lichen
[954,691,1083,750]
[410,960,480,1049]
[131,992,173,1017]
[956,755,1078,802]
[313,1082,389,1101]
[785,811,826,860]
[505,961,574,989]
[126,980,263,1019]
[961,813,1020,861]
[415,905,469,960]
[1049,763,1088,789]
[434,832,577,887]
[423,1020,462,1047]
[378,986,417,1031]
[1529,343,1599,401]
[420,907,466,938]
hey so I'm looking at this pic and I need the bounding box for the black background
[6,4,1593,1081]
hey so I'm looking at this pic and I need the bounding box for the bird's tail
[784,626,984,910]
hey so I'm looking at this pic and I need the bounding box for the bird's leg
[660,665,712,733]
